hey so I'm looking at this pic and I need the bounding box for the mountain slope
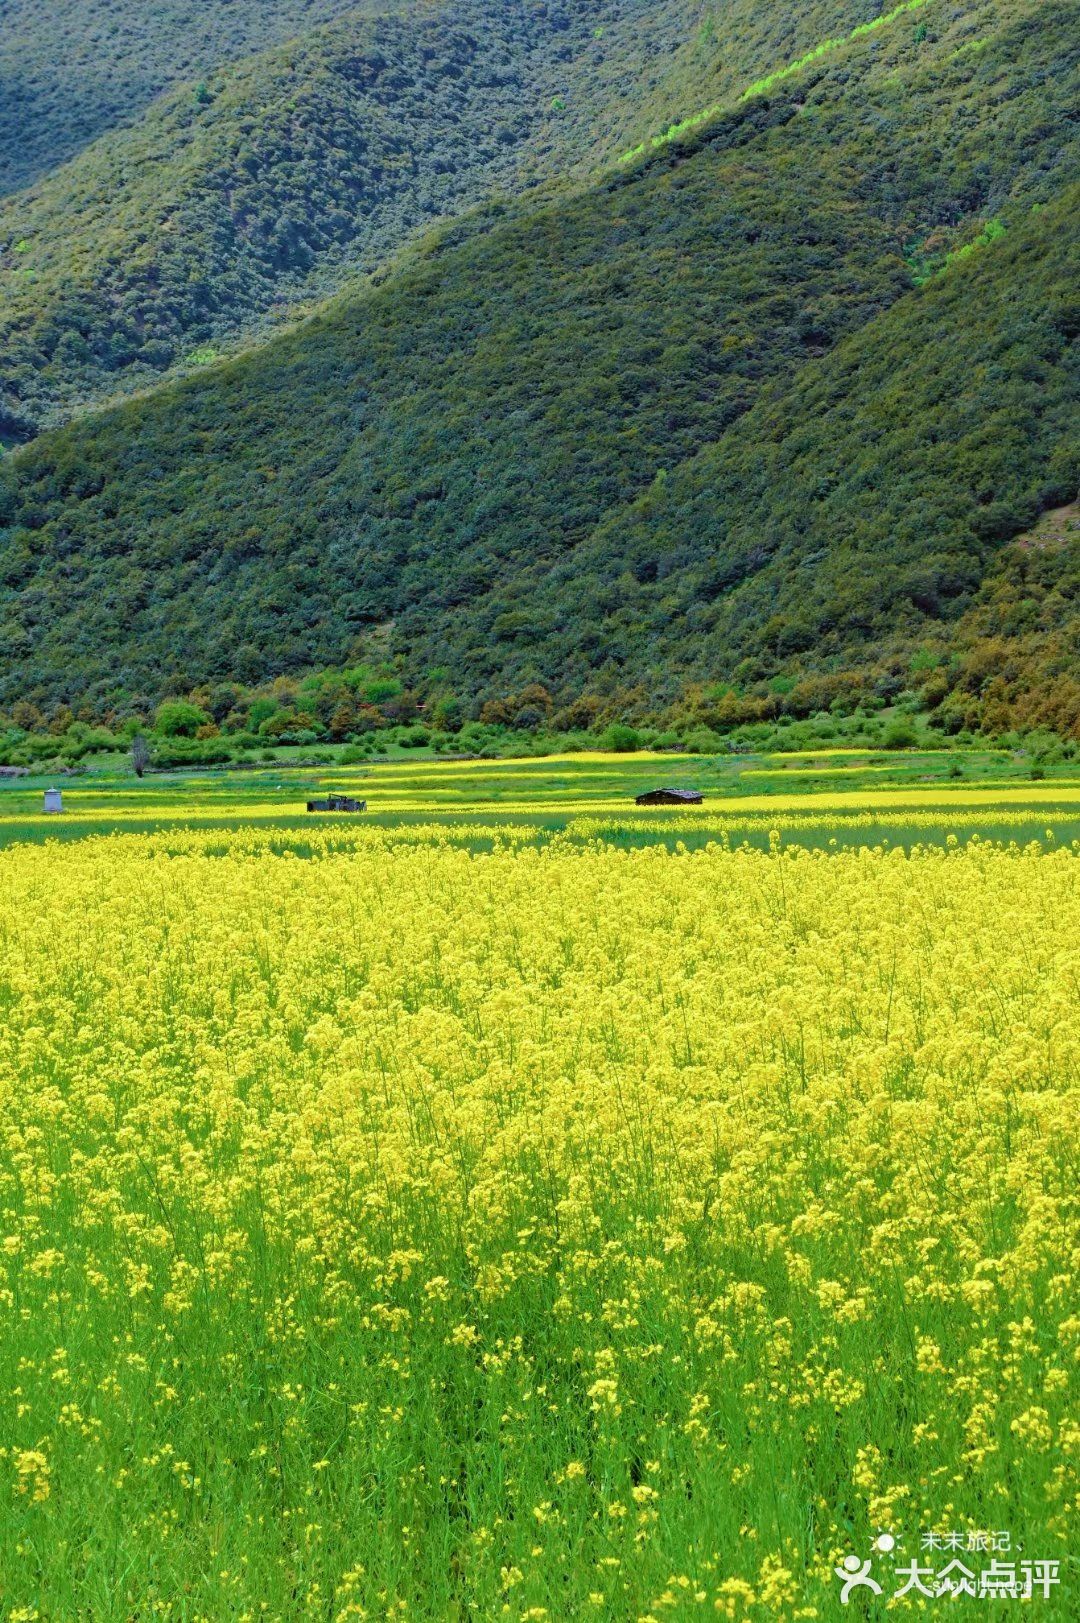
[3,0,701,436]
[0,0,381,196]
[0,0,1076,719]
[534,189,1079,694]
[0,0,917,437]
[605,0,936,163]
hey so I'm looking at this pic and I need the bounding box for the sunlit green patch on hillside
[618,0,936,163]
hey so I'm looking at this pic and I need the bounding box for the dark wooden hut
[634,787,703,806]
[307,794,366,813]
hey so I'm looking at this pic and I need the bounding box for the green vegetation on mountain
[601,0,929,166]
[619,0,934,162]
[0,0,1076,736]
[542,187,1076,688]
[943,512,1080,739]
[2,0,706,435]
[0,0,375,196]
[0,1,919,436]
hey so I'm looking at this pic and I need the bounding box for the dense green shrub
[154,700,213,738]
[601,724,644,752]
[883,720,920,750]
[0,0,365,194]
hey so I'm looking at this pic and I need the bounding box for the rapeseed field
[0,824,1076,1618]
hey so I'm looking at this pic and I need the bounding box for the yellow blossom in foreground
[0,826,1075,1619]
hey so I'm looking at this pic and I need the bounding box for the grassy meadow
[0,751,1077,1618]
[6,744,1080,848]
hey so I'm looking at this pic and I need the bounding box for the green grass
[5,747,1080,852]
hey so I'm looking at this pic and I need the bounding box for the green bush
[155,700,212,739]
[600,724,643,753]
[151,737,233,767]
[60,727,118,760]
[883,720,919,750]
[684,728,724,755]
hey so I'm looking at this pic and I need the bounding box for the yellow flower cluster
[0,827,1076,1618]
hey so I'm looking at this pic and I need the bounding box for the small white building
[43,787,63,814]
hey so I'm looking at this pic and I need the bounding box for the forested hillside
[0,0,912,435]
[539,190,1078,691]
[2,0,698,435]
[0,0,374,195]
[0,0,1076,735]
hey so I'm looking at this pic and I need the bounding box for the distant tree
[601,724,643,752]
[11,700,45,732]
[247,697,279,729]
[154,699,211,737]
[130,734,151,777]
[328,700,356,741]
[480,697,515,727]
[431,695,463,732]
[514,706,545,733]
[883,720,919,750]
[204,682,243,723]
[553,694,604,731]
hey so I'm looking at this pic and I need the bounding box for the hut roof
[634,787,703,805]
